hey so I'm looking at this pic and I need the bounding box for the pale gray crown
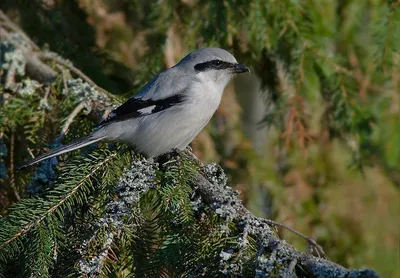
[179,47,237,64]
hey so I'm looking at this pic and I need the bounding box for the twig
[382,10,394,74]
[4,57,17,88]
[39,85,52,110]
[287,258,298,275]
[262,218,325,257]
[9,132,20,201]
[62,69,69,94]
[24,55,57,84]
[311,48,353,77]
[27,147,35,159]
[39,53,112,97]
[58,102,86,141]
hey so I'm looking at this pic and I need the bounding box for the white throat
[196,71,232,96]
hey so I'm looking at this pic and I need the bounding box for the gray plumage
[18,48,249,170]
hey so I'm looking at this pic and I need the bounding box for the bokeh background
[0,0,399,276]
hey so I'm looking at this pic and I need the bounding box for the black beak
[232,63,250,73]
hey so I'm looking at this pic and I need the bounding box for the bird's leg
[172,148,185,156]
[155,149,180,166]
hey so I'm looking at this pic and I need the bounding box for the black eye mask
[194,59,234,71]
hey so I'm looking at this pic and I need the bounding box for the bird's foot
[155,149,181,165]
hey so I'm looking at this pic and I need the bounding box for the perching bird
[18,48,249,169]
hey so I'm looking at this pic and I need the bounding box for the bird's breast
[189,82,223,113]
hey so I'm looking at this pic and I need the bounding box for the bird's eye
[213,60,223,67]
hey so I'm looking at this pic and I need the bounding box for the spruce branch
[0,149,123,261]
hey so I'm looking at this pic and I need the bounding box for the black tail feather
[17,135,105,171]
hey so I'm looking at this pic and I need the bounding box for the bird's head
[176,48,250,91]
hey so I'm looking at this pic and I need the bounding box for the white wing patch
[138,105,156,114]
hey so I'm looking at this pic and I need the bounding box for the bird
[18,47,250,170]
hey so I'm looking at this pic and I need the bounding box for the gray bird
[19,47,249,169]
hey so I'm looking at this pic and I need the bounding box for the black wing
[97,94,186,127]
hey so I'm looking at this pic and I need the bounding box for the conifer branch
[0,151,119,251]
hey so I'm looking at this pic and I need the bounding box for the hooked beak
[232,63,250,74]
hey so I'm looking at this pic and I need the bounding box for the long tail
[17,135,105,171]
